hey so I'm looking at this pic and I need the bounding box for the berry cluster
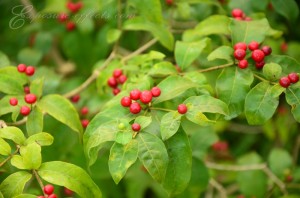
[120,87,161,114]
[9,93,37,116]
[17,63,35,76]
[233,41,272,69]
[57,1,83,31]
[107,69,127,95]
[231,8,251,21]
[279,73,299,88]
[37,184,57,198]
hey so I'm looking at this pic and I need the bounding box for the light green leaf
[245,82,284,125]
[0,67,27,95]
[216,67,254,119]
[285,85,300,122]
[42,0,68,12]
[25,132,54,146]
[207,46,234,62]
[0,51,10,68]
[137,132,169,183]
[148,62,177,77]
[0,137,11,156]
[107,29,122,43]
[38,161,102,197]
[0,171,32,198]
[268,148,293,178]
[14,194,37,198]
[26,106,43,136]
[265,55,300,75]
[37,94,83,137]
[175,38,210,70]
[0,127,26,145]
[29,77,44,98]
[160,111,182,141]
[134,116,152,129]
[162,129,192,196]
[108,140,138,184]
[271,0,299,22]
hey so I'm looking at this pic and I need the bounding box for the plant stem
[205,161,266,171]
[150,107,174,112]
[33,170,46,196]
[253,74,277,85]
[262,167,287,195]
[0,148,20,168]
[209,178,227,198]
[196,62,234,73]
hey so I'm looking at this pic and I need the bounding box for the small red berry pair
[9,93,37,116]
[66,1,83,13]
[231,9,251,21]
[17,64,35,76]
[79,106,89,128]
[107,69,127,95]
[279,73,299,88]
[39,184,57,198]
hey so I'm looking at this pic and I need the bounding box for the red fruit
[113,88,121,95]
[238,60,248,69]
[58,13,68,23]
[64,187,73,196]
[66,21,76,31]
[251,49,265,62]
[166,0,173,6]
[71,95,80,103]
[212,141,228,151]
[24,86,30,94]
[131,123,141,131]
[9,98,18,106]
[177,104,188,114]
[17,64,26,72]
[81,106,89,115]
[255,61,265,69]
[121,96,132,107]
[234,42,247,51]
[129,102,142,114]
[43,184,54,195]
[288,73,299,83]
[237,195,245,198]
[118,75,127,84]
[248,41,260,51]
[279,77,291,88]
[285,175,293,183]
[48,194,57,198]
[81,119,89,128]
[151,87,161,97]
[67,2,82,13]
[234,49,246,60]
[24,94,37,104]
[130,89,141,100]
[261,46,272,56]
[231,8,244,18]
[281,42,288,53]
[113,69,123,78]
[140,90,153,104]
[20,106,31,116]
[25,66,35,76]
[107,77,118,88]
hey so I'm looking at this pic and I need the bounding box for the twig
[0,120,8,128]
[209,178,227,198]
[0,147,20,168]
[20,0,37,19]
[150,107,174,112]
[253,74,277,85]
[262,167,288,194]
[195,63,234,73]
[205,161,267,171]
[33,170,46,196]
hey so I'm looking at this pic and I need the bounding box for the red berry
[43,184,54,195]
[48,194,57,198]
[251,49,265,62]
[177,104,188,114]
[285,175,293,183]
[121,96,132,107]
[234,42,247,51]
[81,106,89,115]
[131,123,141,131]
[17,64,26,72]
[212,141,228,152]
[118,75,127,84]
[140,90,153,104]
[24,86,30,94]
[288,73,299,83]
[261,46,272,56]
[58,13,68,23]
[113,69,123,78]
[130,89,141,100]
[20,106,31,116]
[9,98,18,106]
[113,88,121,95]
[255,61,265,69]
[234,49,246,60]
[129,102,141,114]
[238,60,248,69]
[151,87,161,97]
[107,77,118,88]
[71,95,80,103]
[231,8,244,18]
[279,77,291,88]
[64,187,73,196]
[81,119,89,128]
[67,2,82,13]
[281,42,288,53]
[25,66,35,76]
[248,41,260,51]
[166,0,173,6]
[24,94,37,104]
[66,21,76,31]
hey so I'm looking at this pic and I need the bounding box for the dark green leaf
[265,55,300,74]
[286,85,300,122]
[26,106,44,136]
[0,127,26,145]
[160,111,182,141]
[268,148,293,178]
[17,48,43,66]
[271,0,299,22]
[0,67,27,95]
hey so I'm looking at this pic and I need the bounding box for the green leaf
[148,62,177,77]
[245,82,284,125]
[216,67,254,119]
[26,106,44,136]
[0,137,11,156]
[265,55,300,74]
[29,77,44,98]
[14,194,37,198]
[25,132,54,146]
[175,38,210,70]
[137,132,169,183]
[230,18,272,44]
[33,32,53,54]
[183,15,230,42]
[11,143,42,170]
[0,67,27,95]
[115,130,132,145]
[237,153,267,198]
[0,127,26,145]
[107,29,122,43]
[207,46,234,62]
[38,161,102,197]
[271,0,299,22]
[286,85,300,123]
[0,51,10,68]
[162,129,192,196]
[17,48,43,66]
[108,140,138,184]
[43,0,68,12]
[0,171,32,198]
[160,111,182,141]
[268,148,293,178]
[37,94,83,137]
[154,76,198,104]
[134,116,152,129]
